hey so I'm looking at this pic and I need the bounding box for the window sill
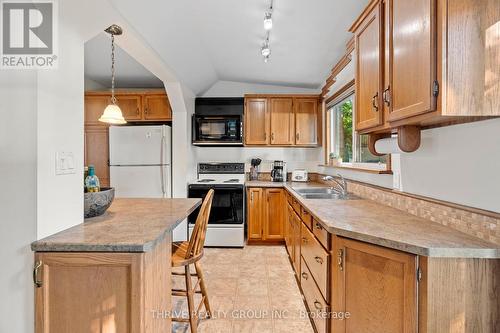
[318,163,393,175]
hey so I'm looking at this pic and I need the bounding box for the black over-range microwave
[192,97,244,146]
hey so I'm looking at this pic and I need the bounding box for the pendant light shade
[99,104,126,124]
[99,24,126,125]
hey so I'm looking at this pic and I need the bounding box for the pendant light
[99,24,126,125]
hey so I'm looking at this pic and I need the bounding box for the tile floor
[171,246,314,333]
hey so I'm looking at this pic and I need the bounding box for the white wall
[84,77,106,90]
[0,72,38,333]
[201,80,320,97]
[36,9,86,239]
[400,118,500,212]
[194,147,322,173]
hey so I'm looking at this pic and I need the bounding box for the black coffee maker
[271,160,287,182]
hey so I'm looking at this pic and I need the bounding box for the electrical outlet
[56,151,76,175]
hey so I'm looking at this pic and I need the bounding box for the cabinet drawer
[300,207,312,230]
[301,224,329,300]
[300,257,328,333]
[312,219,330,250]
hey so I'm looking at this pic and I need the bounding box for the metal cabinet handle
[301,272,309,280]
[383,86,391,106]
[136,107,140,116]
[314,301,323,310]
[302,237,308,244]
[315,256,324,265]
[271,132,275,141]
[338,249,344,271]
[145,107,148,115]
[33,261,43,288]
[315,222,322,230]
[372,92,379,112]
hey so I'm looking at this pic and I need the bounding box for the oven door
[192,115,243,145]
[188,184,244,225]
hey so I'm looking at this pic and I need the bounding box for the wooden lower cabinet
[246,187,285,242]
[331,236,418,333]
[34,237,172,333]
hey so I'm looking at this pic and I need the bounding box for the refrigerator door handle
[160,134,166,197]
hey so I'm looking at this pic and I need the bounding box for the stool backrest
[185,189,214,259]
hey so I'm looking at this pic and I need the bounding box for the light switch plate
[56,151,76,175]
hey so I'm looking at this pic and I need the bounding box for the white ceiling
[85,33,164,88]
[92,0,368,94]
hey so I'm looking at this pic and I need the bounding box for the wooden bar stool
[171,189,214,333]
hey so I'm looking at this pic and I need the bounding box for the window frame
[324,80,392,174]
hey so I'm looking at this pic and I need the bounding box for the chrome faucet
[322,174,348,197]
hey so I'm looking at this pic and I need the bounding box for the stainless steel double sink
[292,187,359,200]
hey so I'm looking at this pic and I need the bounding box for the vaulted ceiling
[89,0,368,94]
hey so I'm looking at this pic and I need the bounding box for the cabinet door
[34,252,143,333]
[354,3,384,131]
[286,205,295,260]
[84,127,109,187]
[332,236,417,333]
[84,96,110,126]
[263,188,285,240]
[244,98,269,145]
[247,188,263,240]
[144,94,172,121]
[269,98,295,145]
[294,98,318,145]
[115,95,142,121]
[387,0,436,121]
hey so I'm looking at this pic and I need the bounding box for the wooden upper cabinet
[269,98,295,145]
[245,98,269,145]
[264,188,285,240]
[144,95,172,121]
[352,2,384,131]
[84,96,110,126]
[332,236,417,333]
[247,188,263,240]
[244,95,320,147]
[387,0,437,121]
[115,94,142,121]
[294,98,318,145]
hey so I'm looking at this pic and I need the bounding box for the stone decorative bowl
[84,187,115,218]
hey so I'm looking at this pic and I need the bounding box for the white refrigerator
[109,125,171,198]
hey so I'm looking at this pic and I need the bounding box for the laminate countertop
[246,181,500,258]
[31,198,201,253]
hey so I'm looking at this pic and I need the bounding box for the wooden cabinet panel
[264,188,285,240]
[443,0,500,117]
[269,98,295,145]
[300,206,313,230]
[84,96,110,126]
[332,236,417,333]
[245,98,269,145]
[285,204,295,260]
[34,239,171,333]
[312,219,330,251]
[301,257,328,333]
[144,95,172,121]
[387,0,436,121]
[301,224,329,301]
[247,188,263,240]
[354,3,384,131]
[115,94,142,121]
[294,98,318,145]
[292,211,301,273]
[84,127,109,187]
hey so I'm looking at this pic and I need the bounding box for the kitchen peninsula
[31,198,201,332]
